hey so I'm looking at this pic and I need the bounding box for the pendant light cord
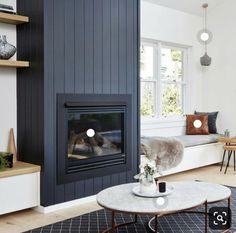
[205,5,207,52]
[203,3,208,52]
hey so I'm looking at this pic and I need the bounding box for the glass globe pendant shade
[197,29,213,45]
[200,52,212,66]
[201,32,209,41]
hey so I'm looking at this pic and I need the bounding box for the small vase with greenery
[134,158,160,194]
[0,152,11,171]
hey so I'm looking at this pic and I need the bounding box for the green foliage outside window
[140,84,154,116]
[161,85,182,117]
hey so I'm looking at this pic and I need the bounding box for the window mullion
[156,42,162,118]
[183,49,188,115]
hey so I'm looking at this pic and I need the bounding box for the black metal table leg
[234,151,235,171]
[220,150,226,171]
[205,201,208,233]
[154,215,158,233]
[111,211,115,233]
[225,151,232,174]
[102,212,138,233]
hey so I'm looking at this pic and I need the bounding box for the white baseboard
[34,195,97,214]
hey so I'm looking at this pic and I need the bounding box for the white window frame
[140,38,189,123]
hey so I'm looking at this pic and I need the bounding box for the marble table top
[96,181,231,215]
[194,181,231,203]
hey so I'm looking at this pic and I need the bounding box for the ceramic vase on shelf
[0,35,16,60]
[7,128,17,163]
[139,178,157,194]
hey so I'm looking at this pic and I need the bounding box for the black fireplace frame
[57,94,132,184]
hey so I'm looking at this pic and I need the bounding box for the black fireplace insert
[57,94,132,184]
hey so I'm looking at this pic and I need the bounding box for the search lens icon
[217,215,224,222]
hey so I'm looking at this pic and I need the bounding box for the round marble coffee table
[148,181,231,232]
[96,181,231,233]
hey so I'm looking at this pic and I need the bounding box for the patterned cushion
[186,115,209,135]
[195,111,219,134]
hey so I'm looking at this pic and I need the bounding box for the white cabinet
[0,162,40,215]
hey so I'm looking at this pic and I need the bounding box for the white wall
[202,0,236,136]
[141,0,203,137]
[0,0,17,151]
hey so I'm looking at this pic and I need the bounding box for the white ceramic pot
[140,178,157,194]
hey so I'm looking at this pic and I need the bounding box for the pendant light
[197,3,213,66]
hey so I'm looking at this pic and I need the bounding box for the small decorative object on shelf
[134,158,160,194]
[0,3,15,14]
[224,129,230,137]
[0,152,12,171]
[0,152,13,169]
[0,35,16,60]
[7,128,17,162]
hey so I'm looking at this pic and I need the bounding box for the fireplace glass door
[67,108,124,162]
[57,94,132,184]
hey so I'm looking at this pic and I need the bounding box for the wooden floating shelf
[0,12,29,25]
[0,60,29,68]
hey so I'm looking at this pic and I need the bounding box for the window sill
[141,116,186,130]
[141,116,186,124]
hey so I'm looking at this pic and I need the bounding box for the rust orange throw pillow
[186,115,209,135]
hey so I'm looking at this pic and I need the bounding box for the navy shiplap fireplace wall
[17,0,140,206]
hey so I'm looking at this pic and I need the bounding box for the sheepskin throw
[141,137,184,172]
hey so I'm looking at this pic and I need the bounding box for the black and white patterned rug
[25,187,236,233]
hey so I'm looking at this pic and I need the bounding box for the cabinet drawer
[0,172,40,215]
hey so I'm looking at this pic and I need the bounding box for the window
[140,40,188,119]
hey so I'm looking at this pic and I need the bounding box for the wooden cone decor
[7,128,17,162]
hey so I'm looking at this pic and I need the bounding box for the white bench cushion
[174,134,220,147]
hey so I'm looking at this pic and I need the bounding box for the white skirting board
[161,142,223,177]
[35,195,97,214]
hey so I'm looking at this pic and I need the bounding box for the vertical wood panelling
[17,0,139,206]
[119,172,127,184]
[84,0,95,196]
[111,0,119,94]
[64,0,76,201]
[93,0,103,94]
[43,0,55,206]
[74,0,85,94]
[53,0,66,204]
[118,0,127,95]
[84,178,94,197]
[102,175,111,189]
[93,0,104,194]
[65,0,75,93]
[102,0,111,94]
[134,0,140,174]
[111,174,119,186]
[101,0,112,189]
[74,0,86,198]
[84,0,94,94]
[93,176,103,194]
[126,0,135,183]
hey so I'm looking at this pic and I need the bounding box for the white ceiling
[143,0,227,16]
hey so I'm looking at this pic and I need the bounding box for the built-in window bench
[161,135,223,176]
[0,161,40,215]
